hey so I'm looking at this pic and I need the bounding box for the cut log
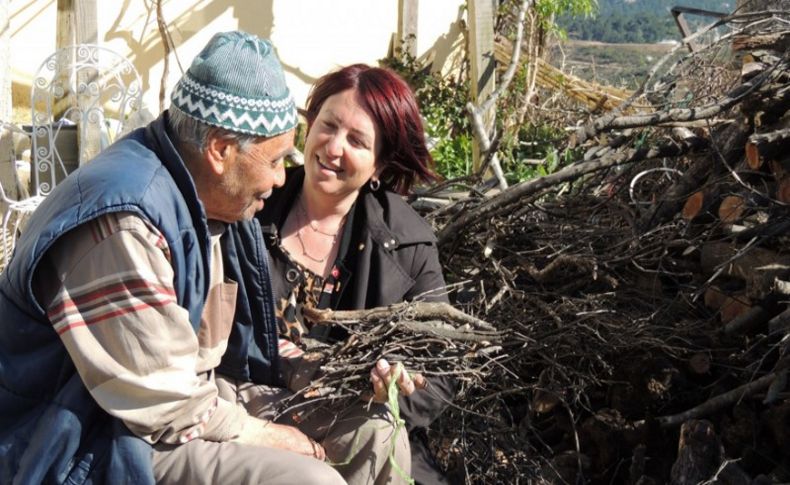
[700,242,779,278]
[681,188,727,223]
[717,191,774,230]
[745,128,790,170]
[745,141,762,169]
[580,410,622,471]
[638,123,749,231]
[704,286,727,310]
[718,195,747,224]
[669,420,722,485]
[777,177,790,204]
[681,191,705,221]
[769,158,788,178]
[688,353,711,375]
[700,242,790,300]
[722,305,771,335]
[669,418,752,484]
[720,296,752,324]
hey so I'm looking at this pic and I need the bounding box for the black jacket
[259,166,447,315]
[258,166,454,483]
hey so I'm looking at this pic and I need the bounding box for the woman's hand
[369,358,427,403]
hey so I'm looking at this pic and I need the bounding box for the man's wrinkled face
[207,130,294,222]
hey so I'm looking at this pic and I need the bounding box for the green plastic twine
[325,363,414,484]
[387,363,414,485]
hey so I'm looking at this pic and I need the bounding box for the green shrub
[382,48,473,181]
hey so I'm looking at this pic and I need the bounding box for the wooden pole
[397,0,418,59]
[56,0,97,48]
[0,0,16,200]
[56,0,76,49]
[468,0,496,175]
[55,0,100,165]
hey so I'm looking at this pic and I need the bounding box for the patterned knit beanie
[170,31,297,137]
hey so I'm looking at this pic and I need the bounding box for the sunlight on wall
[9,0,465,115]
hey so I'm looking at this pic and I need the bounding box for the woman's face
[303,88,382,203]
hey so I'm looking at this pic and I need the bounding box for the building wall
[9,0,466,117]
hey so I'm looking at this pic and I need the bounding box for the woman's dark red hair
[304,64,438,195]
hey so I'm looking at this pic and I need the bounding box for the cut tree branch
[643,373,776,428]
[575,59,782,142]
[304,301,499,337]
[437,135,708,247]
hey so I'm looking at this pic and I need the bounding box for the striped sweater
[35,212,246,445]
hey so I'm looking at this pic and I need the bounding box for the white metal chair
[0,45,142,270]
[0,121,36,268]
[31,44,142,196]
[0,176,44,269]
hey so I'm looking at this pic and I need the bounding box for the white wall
[271,1,399,106]
[9,0,466,117]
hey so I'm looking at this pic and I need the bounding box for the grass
[555,40,676,90]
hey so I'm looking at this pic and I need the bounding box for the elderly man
[0,31,343,484]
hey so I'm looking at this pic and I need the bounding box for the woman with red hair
[254,64,453,484]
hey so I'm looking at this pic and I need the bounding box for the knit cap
[170,31,297,137]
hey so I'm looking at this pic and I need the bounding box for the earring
[369,178,381,191]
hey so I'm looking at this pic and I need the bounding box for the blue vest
[0,115,213,484]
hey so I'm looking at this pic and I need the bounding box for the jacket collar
[361,188,437,248]
[144,112,212,316]
[144,111,210,238]
[258,165,437,248]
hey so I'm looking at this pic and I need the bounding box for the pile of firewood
[296,8,790,484]
[432,12,790,484]
[425,8,790,484]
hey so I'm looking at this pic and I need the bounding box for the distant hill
[595,0,733,16]
[559,0,734,43]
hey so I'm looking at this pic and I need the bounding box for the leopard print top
[275,250,341,347]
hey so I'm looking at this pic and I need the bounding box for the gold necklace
[297,196,340,238]
[294,195,345,263]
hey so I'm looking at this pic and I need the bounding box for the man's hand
[235,416,325,460]
[369,358,427,403]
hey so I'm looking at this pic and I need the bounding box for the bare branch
[467,0,531,190]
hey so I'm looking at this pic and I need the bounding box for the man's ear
[205,134,235,176]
